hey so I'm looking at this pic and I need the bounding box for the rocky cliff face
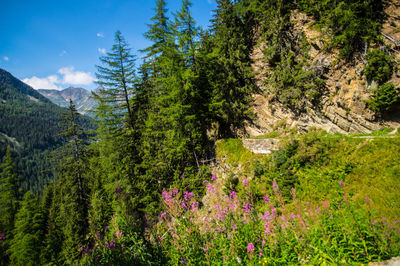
[247,3,400,136]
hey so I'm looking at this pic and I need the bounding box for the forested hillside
[0,0,399,265]
[0,68,95,193]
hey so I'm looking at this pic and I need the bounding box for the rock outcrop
[246,4,400,136]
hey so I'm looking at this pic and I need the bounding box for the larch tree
[94,30,138,135]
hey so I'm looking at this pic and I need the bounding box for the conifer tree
[94,30,138,135]
[142,0,171,76]
[0,146,19,264]
[55,100,90,261]
[9,191,44,265]
[208,0,257,137]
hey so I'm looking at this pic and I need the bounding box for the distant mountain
[0,68,96,193]
[38,86,97,115]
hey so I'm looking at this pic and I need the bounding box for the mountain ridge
[38,86,97,115]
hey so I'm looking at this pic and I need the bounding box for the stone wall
[242,139,280,154]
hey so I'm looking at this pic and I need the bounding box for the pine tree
[0,146,19,265]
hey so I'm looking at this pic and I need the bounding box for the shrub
[368,83,399,114]
[364,49,394,84]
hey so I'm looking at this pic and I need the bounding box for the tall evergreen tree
[142,0,171,77]
[94,30,138,135]
[9,191,44,266]
[54,100,90,261]
[0,146,19,265]
[208,0,257,137]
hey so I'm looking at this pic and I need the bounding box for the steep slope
[0,68,95,193]
[38,86,97,115]
[247,3,400,136]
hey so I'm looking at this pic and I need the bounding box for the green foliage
[207,0,257,137]
[155,183,400,264]
[0,68,95,193]
[368,83,399,114]
[0,146,20,264]
[249,0,326,111]
[9,192,44,266]
[364,49,394,84]
[298,0,384,59]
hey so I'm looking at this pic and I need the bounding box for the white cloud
[23,75,62,90]
[97,32,104,38]
[23,66,95,91]
[59,50,67,56]
[98,48,106,54]
[58,66,95,85]
[3,56,9,61]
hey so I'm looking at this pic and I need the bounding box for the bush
[368,83,399,114]
[364,50,394,84]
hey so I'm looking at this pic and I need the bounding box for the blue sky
[0,0,217,90]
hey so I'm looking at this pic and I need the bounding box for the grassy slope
[216,130,400,220]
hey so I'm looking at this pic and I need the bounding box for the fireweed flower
[207,184,215,192]
[263,195,270,203]
[173,188,179,196]
[247,242,255,253]
[365,196,371,203]
[230,190,237,199]
[191,201,199,211]
[243,179,249,186]
[161,212,167,219]
[183,191,194,200]
[211,174,216,181]
[260,211,270,222]
[339,180,344,186]
[243,202,252,215]
[273,182,278,191]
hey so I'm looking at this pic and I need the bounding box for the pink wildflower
[339,180,344,186]
[247,242,255,253]
[263,195,270,203]
[211,174,216,181]
[273,181,278,190]
[207,184,215,192]
[243,179,249,186]
[243,202,252,215]
[161,212,167,219]
[183,191,194,200]
[230,190,237,199]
